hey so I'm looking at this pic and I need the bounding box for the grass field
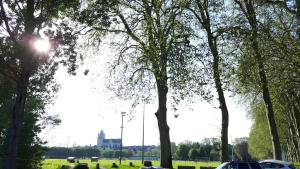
[42,159,300,169]
[42,159,220,169]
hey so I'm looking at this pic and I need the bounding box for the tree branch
[0,0,16,41]
[263,0,296,14]
[117,13,146,48]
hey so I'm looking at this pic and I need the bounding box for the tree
[0,1,80,168]
[171,142,178,159]
[186,0,232,162]
[0,68,60,169]
[248,102,273,159]
[229,1,300,160]
[102,149,115,158]
[176,144,191,160]
[233,0,282,160]
[233,137,251,161]
[188,148,199,161]
[78,1,203,168]
[262,0,300,39]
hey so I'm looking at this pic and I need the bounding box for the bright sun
[33,39,50,53]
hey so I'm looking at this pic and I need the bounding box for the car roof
[259,160,292,165]
[229,161,259,163]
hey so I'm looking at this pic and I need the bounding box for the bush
[74,163,89,169]
[112,163,118,168]
[59,165,71,169]
[144,161,152,167]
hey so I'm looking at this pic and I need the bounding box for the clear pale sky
[41,41,252,147]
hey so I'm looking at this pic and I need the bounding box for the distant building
[97,130,121,149]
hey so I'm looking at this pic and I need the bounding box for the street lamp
[67,136,70,157]
[119,111,126,165]
[142,101,145,164]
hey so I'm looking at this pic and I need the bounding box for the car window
[261,162,272,168]
[250,163,261,169]
[238,163,250,169]
[271,163,284,168]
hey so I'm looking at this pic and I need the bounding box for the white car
[216,161,262,169]
[259,160,295,169]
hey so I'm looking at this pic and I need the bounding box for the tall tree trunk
[155,78,173,169]
[5,1,35,168]
[207,32,229,162]
[290,127,300,160]
[5,69,29,169]
[239,0,282,160]
[251,32,282,160]
[192,1,230,161]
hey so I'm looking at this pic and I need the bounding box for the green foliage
[188,148,199,161]
[248,102,273,159]
[0,75,60,169]
[176,144,191,160]
[175,139,221,161]
[0,1,83,168]
[45,147,101,158]
[45,147,136,159]
[229,0,300,161]
[233,137,251,161]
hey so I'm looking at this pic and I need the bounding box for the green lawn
[42,159,300,169]
[42,159,220,169]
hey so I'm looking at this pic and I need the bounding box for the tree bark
[5,1,35,168]
[258,58,282,160]
[234,0,283,160]
[250,26,282,160]
[5,69,29,169]
[245,0,282,160]
[207,33,229,162]
[155,78,173,169]
[191,1,230,161]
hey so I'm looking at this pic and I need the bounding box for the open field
[42,159,220,169]
[42,159,300,169]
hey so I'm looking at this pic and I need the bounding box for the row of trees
[1,0,299,169]
[85,0,299,166]
[44,138,251,162]
[174,138,251,161]
[45,147,134,159]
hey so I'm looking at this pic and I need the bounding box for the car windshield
[216,162,230,169]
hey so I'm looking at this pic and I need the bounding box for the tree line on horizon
[44,138,250,162]
[0,0,299,169]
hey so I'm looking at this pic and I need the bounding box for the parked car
[66,157,76,163]
[259,160,295,169]
[91,157,99,162]
[216,161,262,169]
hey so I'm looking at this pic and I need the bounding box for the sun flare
[33,39,50,53]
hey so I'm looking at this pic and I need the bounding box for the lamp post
[119,111,126,165]
[142,101,145,164]
[67,136,70,157]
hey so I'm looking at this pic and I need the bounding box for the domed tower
[97,130,105,147]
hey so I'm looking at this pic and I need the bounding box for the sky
[41,41,253,148]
